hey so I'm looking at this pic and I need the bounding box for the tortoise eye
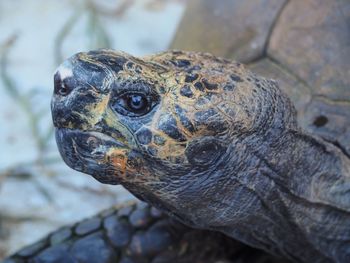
[113,93,153,117]
[127,94,148,112]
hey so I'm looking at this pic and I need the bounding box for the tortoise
[4,0,349,262]
[48,43,349,262]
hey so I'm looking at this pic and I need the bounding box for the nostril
[54,72,72,96]
[58,84,69,96]
[313,115,328,127]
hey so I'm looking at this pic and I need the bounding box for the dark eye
[127,94,147,112]
[113,93,156,117]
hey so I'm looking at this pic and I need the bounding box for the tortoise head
[52,49,297,226]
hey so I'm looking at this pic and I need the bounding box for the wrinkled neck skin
[129,129,350,263]
[125,116,350,262]
[230,129,350,262]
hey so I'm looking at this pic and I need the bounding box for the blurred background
[0,0,349,260]
[0,0,185,259]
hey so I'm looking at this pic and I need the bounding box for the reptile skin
[51,49,350,262]
[3,202,286,263]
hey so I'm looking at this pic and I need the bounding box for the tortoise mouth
[55,127,126,148]
[55,128,127,184]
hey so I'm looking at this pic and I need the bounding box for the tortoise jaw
[55,128,128,184]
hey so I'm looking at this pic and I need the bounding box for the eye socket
[113,93,156,117]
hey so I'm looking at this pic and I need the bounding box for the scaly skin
[51,49,350,263]
[4,202,254,263]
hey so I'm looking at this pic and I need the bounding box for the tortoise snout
[52,66,86,129]
[51,59,108,131]
[54,68,77,97]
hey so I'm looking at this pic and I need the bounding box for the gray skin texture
[51,49,350,263]
[4,202,251,263]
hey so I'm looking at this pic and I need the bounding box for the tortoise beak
[55,128,126,185]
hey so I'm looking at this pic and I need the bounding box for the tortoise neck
[240,128,350,261]
[252,129,348,207]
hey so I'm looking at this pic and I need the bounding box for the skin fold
[51,49,350,263]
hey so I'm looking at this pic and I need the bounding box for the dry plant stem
[54,11,82,65]
[86,0,134,17]
[0,36,51,159]
[0,36,59,201]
